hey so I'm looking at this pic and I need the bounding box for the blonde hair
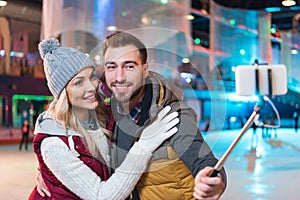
[49,89,111,157]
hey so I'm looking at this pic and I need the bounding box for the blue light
[226,93,259,102]
[265,7,281,12]
[290,6,300,10]
[93,0,115,39]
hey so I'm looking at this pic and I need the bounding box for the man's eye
[125,65,135,70]
[106,65,116,70]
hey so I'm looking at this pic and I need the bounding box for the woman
[29,38,179,199]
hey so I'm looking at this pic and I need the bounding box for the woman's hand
[137,106,179,153]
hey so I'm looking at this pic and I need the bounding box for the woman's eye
[74,80,83,86]
[91,74,98,81]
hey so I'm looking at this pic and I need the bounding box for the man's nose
[115,68,126,82]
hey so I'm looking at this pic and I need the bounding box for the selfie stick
[209,105,260,177]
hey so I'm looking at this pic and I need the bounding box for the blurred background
[1,0,300,134]
[0,1,300,199]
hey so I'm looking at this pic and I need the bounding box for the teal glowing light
[240,49,246,55]
[229,19,236,25]
[12,94,54,127]
[230,116,237,123]
[12,94,53,101]
[194,38,201,45]
[160,0,168,4]
[270,27,276,34]
[121,11,127,17]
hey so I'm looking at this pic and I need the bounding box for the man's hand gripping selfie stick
[209,105,260,177]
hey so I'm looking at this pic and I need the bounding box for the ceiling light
[282,0,296,7]
[106,26,117,31]
[291,48,298,54]
[182,58,190,63]
[0,0,7,7]
[185,15,195,20]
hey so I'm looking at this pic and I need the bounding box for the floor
[0,144,37,200]
[0,127,299,200]
[205,127,300,200]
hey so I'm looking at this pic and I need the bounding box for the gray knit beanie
[38,38,95,99]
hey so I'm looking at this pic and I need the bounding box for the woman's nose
[86,79,98,91]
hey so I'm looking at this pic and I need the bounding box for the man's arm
[169,107,226,198]
[36,169,51,197]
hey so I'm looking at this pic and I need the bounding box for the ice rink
[1,127,300,200]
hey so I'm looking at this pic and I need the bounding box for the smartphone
[234,64,287,96]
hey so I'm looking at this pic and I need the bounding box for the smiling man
[100,31,227,200]
[104,44,147,110]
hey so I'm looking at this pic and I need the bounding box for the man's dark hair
[103,31,148,64]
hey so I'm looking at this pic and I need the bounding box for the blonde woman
[29,38,179,200]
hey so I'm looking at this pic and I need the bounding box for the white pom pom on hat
[38,38,95,99]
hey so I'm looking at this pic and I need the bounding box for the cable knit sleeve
[89,129,111,166]
[41,137,152,200]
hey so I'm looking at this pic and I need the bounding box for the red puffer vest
[28,133,109,199]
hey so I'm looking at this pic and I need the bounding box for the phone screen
[235,64,287,96]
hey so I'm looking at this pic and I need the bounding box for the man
[37,31,226,199]
[100,31,226,200]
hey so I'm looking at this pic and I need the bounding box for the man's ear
[143,62,149,78]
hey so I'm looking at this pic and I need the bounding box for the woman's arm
[41,106,179,200]
[41,137,152,200]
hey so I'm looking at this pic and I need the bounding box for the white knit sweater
[36,112,152,200]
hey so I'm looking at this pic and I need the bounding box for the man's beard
[113,85,143,105]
